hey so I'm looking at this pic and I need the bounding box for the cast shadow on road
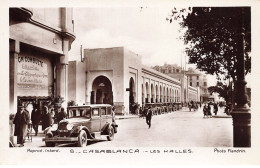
[179,110,197,113]
[40,139,108,147]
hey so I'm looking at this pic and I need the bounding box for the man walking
[213,103,218,115]
[13,103,30,146]
[31,104,41,136]
[146,106,153,128]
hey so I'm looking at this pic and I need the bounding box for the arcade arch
[145,82,150,103]
[91,75,113,105]
[151,84,155,103]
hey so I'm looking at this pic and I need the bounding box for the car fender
[44,126,52,135]
[103,123,117,134]
[74,126,93,139]
[102,123,111,134]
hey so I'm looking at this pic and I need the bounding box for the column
[9,40,20,114]
[56,39,69,108]
[9,40,20,145]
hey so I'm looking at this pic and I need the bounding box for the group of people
[13,103,67,147]
[188,101,199,111]
[203,103,219,118]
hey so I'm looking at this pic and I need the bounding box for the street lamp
[231,7,251,147]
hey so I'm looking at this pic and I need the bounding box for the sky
[68,7,228,87]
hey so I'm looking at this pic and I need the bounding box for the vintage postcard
[0,0,260,165]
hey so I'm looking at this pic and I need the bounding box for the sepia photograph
[1,0,260,165]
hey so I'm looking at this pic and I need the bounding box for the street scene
[16,106,232,148]
[8,6,251,150]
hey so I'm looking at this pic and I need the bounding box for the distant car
[43,104,118,147]
[144,103,158,115]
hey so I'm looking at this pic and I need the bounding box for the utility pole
[231,7,251,147]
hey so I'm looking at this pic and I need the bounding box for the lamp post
[231,7,251,147]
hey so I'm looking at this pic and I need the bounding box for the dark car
[144,103,158,115]
[43,104,118,147]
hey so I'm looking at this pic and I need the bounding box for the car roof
[68,104,112,109]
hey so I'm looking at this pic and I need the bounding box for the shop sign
[17,56,48,90]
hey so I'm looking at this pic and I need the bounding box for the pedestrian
[213,103,218,115]
[57,107,67,123]
[41,106,52,130]
[31,104,41,136]
[188,101,192,111]
[49,106,55,124]
[139,106,143,118]
[194,103,198,111]
[112,106,116,122]
[13,103,30,147]
[203,104,208,118]
[208,103,212,118]
[146,106,153,128]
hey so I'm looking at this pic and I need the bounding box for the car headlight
[66,124,73,130]
[50,124,58,131]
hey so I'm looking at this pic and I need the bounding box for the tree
[208,81,231,102]
[168,7,251,82]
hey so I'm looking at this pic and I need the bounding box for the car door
[100,107,112,131]
[90,107,101,132]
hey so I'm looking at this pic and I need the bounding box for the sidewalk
[115,114,139,120]
[115,107,186,120]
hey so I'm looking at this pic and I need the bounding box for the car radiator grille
[58,122,68,130]
[58,122,71,137]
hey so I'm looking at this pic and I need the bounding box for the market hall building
[68,47,200,115]
[9,8,75,114]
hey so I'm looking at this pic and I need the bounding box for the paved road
[88,106,232,147]
[17,106,232,148]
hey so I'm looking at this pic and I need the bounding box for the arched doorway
[142,84,144,104]
[166,87,169,102]
[91,76,113,105]
[129,78,136,114]
[175,90,177,102]
[155,85,159,103]
[151,84,154,103]
[160,85,162,102]
[146,82,149,103]
[163,87,166,102]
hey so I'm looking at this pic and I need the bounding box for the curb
[115,116,139,120]
[212,115,232,118]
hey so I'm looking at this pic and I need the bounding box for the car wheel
[107,126,114,141]
[78,130,87,147]
[45,135,55,147]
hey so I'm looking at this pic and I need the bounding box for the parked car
[144,103,158,115]
[43,104,118,147]
[154,103,163,115]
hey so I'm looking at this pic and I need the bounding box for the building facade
[185,68,209,102]
[9,8,75,114]
[68,47,199,115]
[152,64,209,103]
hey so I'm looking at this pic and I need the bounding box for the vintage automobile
[43,104,118,147]
[154,103,163,115]
[144,103,158,115]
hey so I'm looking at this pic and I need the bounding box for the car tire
[78,130,87,147]
[107,126,114,141]
[45,135,55,147]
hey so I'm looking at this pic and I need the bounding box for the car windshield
[68,107,91,119]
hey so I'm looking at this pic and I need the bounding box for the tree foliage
[208,81,231,102]
[168,7,251,81]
